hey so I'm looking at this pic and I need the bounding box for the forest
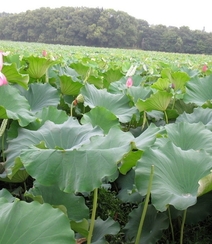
[0,7,212,54]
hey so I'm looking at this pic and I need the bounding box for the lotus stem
[164,110,168,124]
[142,111,147,130]
[0,119,8,162]
[84,67,91,83]
[70,101,74,117]
[135,165,154,244]
[45,70,49,83]
[180,209,187,244]
[168,205,175,242]
[171,96,176,110]
[1,133,5,162]
[87,188,98,244]
[0,119,8,137]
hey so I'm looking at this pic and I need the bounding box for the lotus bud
[73,94,84,105]
[126,77,133,88]
[202,64,208,72]
[76,94,84,103]
[42,50,47,57]
[170,83,175,89]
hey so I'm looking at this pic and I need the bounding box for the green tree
[0,6,212,54]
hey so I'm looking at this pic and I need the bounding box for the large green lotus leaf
[0,198,8,204]
[6,107,69,141]
[81,83,137,123]
[146,110,164,121]
[0,200,75,244]
[26,181,89,221]
[69,62,90,79]
[180,66,199,78]
[174,99,196,114]
[135,142,212,211]
[151,77,170,91]
[20,127,134,193]
[119,150,143,175]
[91,217,120,244]
[4,118,102,177]
[134,123,162,150]
[197,172,212,197]
[177,107,212,130]
[5,120,19,141]
[165,108,179,120]
[161,69,190,92]
[22,56,57,79]
[2,63,29,89]
[0,85,35,126]
[26,106,69,130]
[124,203,169,244]
[54,64,80,79]
[3,53,22,68]
[70,218,89,237]
[107,77,127,94]
[159,67,173,75]
[186,192,212,224]
[152,137,170,150]
[87,75,104,89]
[184,75,212,106]
[164,121,212,154]
[127,86,152,103]
[108,76,147,95]
[102,68,123,88]
[18,83,60,113]
[117,169,143,203]
[81,106,119,134]
[0,168,28,183]
[70,61,102,88]
[136,91,172,112]
[169,192,212,225]
[59,75,84,95]
[170,71,190,92]
[119,124,161,174]
[0,188,15,202]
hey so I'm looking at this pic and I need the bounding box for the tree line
[0,7,212,54]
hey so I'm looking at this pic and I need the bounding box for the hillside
[0,7,212,54]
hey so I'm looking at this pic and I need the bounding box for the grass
[158,215,212,244]
[85,187,212,244]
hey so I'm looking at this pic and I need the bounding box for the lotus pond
[0,40,212,244]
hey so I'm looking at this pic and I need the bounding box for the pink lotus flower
[202,64,208,72]
[0,72,8,86]
[126,77,133,88]
[42,50,47,57]
[0,51,8,86]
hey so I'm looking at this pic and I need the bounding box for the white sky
[2,0,212,33]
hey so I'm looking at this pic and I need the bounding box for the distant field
[0,40,211,70]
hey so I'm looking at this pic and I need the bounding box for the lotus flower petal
[0,72,8,86]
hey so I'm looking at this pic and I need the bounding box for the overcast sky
[2,0,212,33]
